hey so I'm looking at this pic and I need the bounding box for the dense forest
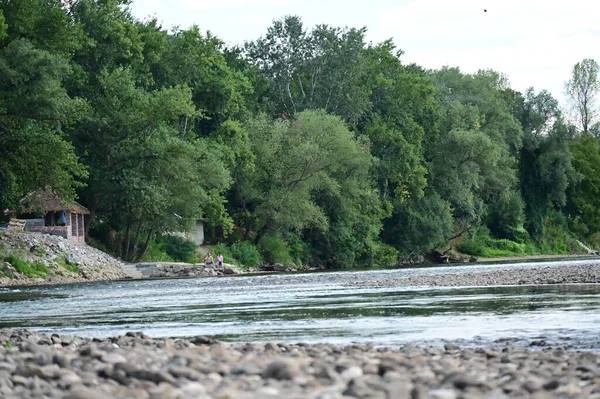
[2,0,600,268]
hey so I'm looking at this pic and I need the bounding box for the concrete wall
[170,220,204,245]
[187,220,204,245]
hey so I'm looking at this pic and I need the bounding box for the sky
[129,0,600,106]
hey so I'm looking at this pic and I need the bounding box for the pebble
[0,329,599,398]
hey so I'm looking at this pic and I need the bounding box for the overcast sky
[130,0,600,105]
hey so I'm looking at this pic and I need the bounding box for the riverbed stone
[1,329,600,398]
[262,359,303,380]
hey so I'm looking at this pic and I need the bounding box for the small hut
[3,190,90,243]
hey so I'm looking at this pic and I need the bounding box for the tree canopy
[0,4,598,265]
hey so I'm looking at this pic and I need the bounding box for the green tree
[512,88,579,241]
[565,58,599,134]
[246,16,371,125]
[0,1,87,209]
[567,134,600,245]
[72,68,230,261]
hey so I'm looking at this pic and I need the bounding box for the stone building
[3,190,89,243]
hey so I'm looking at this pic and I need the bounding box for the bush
[258,235,294,265]
[456,228,532,258]
[456,240,486,257]
[372,243,399,266]
[212,243,238,266]
[142,235,197,263]
[3,255,49,278]
[142,241,174,262]
[162,235,197,263]
[231,241,263,267]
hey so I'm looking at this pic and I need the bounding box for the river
[1,260,600,348]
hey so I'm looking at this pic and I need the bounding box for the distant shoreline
[475,253,597,263]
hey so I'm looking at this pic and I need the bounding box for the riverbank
[0,330,598,399]
[352,260,600,289]
[0,231,127,287]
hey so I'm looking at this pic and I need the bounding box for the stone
[444,343,460,351]
[0,362,15,373]
[100,352,127,364]
[180,382,207,396]
[430,389,457,399]
[168,366,203,380]
[262,359,303,380]
[341,366,363,382]
[64,386,110,399]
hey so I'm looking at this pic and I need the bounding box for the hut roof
[18,190,90,215]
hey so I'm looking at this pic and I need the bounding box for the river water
[1,261,600,348]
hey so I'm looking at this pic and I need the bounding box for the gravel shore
[350,261,600,289]
[0,330,599,399]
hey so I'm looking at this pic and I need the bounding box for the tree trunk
[254,218,273,244]
[122,218,132,260]
[130,217,144,261]
[135,228,154,263]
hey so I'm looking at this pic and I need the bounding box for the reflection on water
[1,263,600,347]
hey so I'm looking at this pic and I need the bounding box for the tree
[567,134,600,245]
[565,58,599,134]
[0,1,87,210]
[245,16,371,125]
[509,88,579,241]
[236,110,384,266]
[71,68,230,261]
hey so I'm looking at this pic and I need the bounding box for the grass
[2,342,14,349]
[54,255,80,273]
[2,255,49,278]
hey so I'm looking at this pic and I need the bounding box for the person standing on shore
[217,253,224,266]
[204,253,213,265]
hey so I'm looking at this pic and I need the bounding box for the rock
[430,389,457,399]
[64,386,110,399]
[168,366,203,380]
[100,352,126,364]
[262,360,303,380]
[542,379,560,390]
[0,362,15,373]
[341,366,363,382]
[444,343,460,351]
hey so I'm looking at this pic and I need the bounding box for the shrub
[3,255,49,278]
[231,242,263,267]
[373,243,399,266]
[456,240,486,257]
[142,241,174,262]
[55,256,80,273]
[212,243,238,266]
[258,235,294,265]
[162,235,197,263]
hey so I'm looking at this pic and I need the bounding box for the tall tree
[245,16,371,125]
[509,88,579,241]
[0,1,87,209]
[565,58,599,134]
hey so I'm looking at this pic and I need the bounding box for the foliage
[212,243,238,266]
[141,241,174,262]
[0,5,597,268]
[2,255,49,278]
[258,235,294,265]
[567,134,600,243]
[159,235,197,263]
[565,58,599,134]
[231,241,263,267]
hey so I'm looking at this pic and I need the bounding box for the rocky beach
[0,329,598,399]
[0,232,127,287]
[350,261,600,289]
